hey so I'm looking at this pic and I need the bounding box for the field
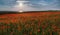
[0,11,60,35]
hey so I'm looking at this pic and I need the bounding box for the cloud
[0,0,16,6]
[13,0,60,11]
[0,0,60,11]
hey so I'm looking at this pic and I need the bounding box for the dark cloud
[0,0,17,6]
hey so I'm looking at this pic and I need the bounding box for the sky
[0,0,60,11]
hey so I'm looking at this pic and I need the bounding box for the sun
[19,2,23,7]
[16,1,29,12]
[18,2,24,12]
[17,1,24,12]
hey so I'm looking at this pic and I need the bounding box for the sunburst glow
[19,2,23,7]
[19,2,23,12]
[17,1,24,12]
[19,10,23,12]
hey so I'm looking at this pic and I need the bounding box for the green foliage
[0,14,60,35]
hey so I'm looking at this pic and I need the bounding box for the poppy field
[0,11,60,35]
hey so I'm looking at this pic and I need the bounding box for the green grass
[0,14,60,35]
